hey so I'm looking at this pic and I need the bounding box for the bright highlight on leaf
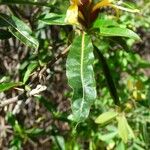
[95,111,118,125]
[66,33,96,122]
[117,113,135,143]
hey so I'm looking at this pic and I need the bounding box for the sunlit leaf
[66,33,96,122]
[0,82,23,93]
[99,27,141,40]
[117,113,135,143]
[0,13,39,49]
[95,111,118,124]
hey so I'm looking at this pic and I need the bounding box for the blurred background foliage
[0,0,150,149]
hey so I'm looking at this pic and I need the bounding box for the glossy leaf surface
[66,33,96,122]
[100,27,140,40]
[0,13,39,49]
[0,82,23,93]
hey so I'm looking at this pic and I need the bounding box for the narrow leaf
[66,33,96,122]
[39,13,67,25]
[94,45,120,105]
[100,27,140,40]
[0,82,23,93]
[0,13,39,49]
[95,111,118,124]
[23,62,38,84]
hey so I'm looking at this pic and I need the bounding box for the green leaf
[94,45,120,106]
[66,33,96,122]
[95,111,118,124]
[26,128,44,136]
[0,29,12,39]
[0,13,39,49]
[117,113,135,143]
[93,18,119,28]
[99,27,140,40]
[39,13,67,25]
[0,82,23,93]
[23,62,38,84]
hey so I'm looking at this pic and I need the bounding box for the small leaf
[0,13,39,49]
[39,13,67,25]
[95,111,118,124]
[0,82,23,93]
[23,62,38,84]
[117,113,135,143]
[99,27,140,40]
[66,33,96,122]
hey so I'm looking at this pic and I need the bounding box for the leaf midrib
[0,14,37,48]
[80,32,85,113]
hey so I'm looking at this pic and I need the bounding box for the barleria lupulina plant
[64,0,141,143]
[64,0,140,124]
[0,0,143,144]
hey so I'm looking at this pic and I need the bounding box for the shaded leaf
[94,45,120,105]
[39,13,67,25]
[66,33,96,122]
[23,62,38,84]
[95,111,118,124]
[0,13,39,49]
[0,29,12,39]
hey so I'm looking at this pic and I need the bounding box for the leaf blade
[66,33,96,122]
[95,111,118,124]
[0,13,39,49]
[23,62,38,84]
[0,82,23,93]
[100,27,140,40]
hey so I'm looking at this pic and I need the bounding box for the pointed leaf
[94,45,120,105]
[95,111,118,124]
[0,82,23,93]
[39,13,67,25]
[99,27,140,40]
[0,13,39,49]
[23,62,38,84]
[66,33,96,122]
